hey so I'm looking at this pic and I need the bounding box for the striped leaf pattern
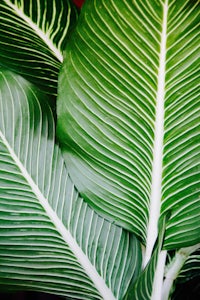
[161,0,200,249]
[178,249,200,282]
[57,0,159,244]
[0,69,142,300]
[57,0,200,253]
[0,0,77,94]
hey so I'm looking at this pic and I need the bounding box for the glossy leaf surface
[0,68,142,300]
[57,0,200,250]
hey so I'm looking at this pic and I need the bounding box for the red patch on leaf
[73,0,85,8]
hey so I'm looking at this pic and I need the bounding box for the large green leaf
[0,0,77,95]
[57,0,200,256]
[0,68,142,300]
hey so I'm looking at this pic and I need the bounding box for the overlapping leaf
[124,217,167,300]
[0,68,142,300]
[0,0,78,94]
[176,249,200,283]
[57,0,200,250]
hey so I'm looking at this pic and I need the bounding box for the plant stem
[162,244,200,300]
[151,250,167,300]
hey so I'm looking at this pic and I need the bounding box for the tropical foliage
[0,0,199,299]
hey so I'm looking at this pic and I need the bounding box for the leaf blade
[0,0,77,94]
[161,0,200,249]
[57,0,200,250]
[0,69,142,299]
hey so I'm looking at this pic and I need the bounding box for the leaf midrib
[144,0,168,267]
[0,129,116,300]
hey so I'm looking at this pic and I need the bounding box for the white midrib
[4,0,63,62]
[0,130,116,300]
[144,0,168,267]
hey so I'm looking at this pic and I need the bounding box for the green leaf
[0,0,78,95]
[57,0,200,255]
[0,68,142,300]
